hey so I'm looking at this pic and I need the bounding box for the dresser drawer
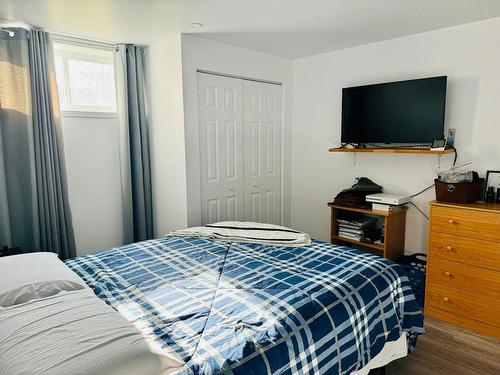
[426,306,500,339]
[426,282,500,327]
[427,257,500,299]
[430,205,500,242]
[429,231,500,271]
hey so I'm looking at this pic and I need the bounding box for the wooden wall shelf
[328,203,407,260]
[329,147,454,155]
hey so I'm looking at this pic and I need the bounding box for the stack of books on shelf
[337,216,381,243]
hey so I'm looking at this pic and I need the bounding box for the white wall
[181,34,294,227]
[146,34,188,236]
[291,17,500,253]
[61,115,124,255]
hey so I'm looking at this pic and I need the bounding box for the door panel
[198,73,244,224]
[250,122,261,177]
[243,80,282,224]
[250,192,260,222]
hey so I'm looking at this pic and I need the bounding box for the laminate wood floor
[386,317,500,375]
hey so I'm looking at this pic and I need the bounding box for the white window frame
[54,42,117,117]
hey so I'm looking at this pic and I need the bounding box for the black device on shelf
[341,76,447,146]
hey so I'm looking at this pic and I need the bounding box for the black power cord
[408,182,440,221]
[408,186,433,221]
[405,145,459,220]
[409,202,430,220]
[409,183,435,198]
[449,145,458,165]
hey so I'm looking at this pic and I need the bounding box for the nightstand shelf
[328,203,407,260]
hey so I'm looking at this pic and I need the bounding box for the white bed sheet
[0,288,182,375]
[352,333,408,375]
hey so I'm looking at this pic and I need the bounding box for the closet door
[198,73,244,224]
[243,80,282,224]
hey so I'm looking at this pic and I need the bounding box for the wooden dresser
[425,201,500,338]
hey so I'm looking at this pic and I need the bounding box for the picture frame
[483,170,500,200]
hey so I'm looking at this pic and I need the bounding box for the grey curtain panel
[0,27,76,259]
[116,44,153,242]
[28,29,76,259]
[0,28,40,251]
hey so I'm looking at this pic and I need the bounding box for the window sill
[60,110,118,119]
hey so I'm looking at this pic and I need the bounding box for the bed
[0,228,424,375]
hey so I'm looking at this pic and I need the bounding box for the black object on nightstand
[0,246,24,257]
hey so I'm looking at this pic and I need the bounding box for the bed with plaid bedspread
[65,236,424,375]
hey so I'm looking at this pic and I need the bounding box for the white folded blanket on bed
[168,221,311,247]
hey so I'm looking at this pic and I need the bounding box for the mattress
[66,236,424,374]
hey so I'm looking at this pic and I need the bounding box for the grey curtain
[0,28,40,251]
[0,27,76,259]
[116,45,153,242]
[28,29,75,259]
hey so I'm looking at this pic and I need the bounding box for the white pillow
[0,252,86,307]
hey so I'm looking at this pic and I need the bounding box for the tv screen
[341,76,447,144]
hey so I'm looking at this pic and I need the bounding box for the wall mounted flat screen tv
[341,76,447,145]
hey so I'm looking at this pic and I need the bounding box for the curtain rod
[45,31,146,50]
[50,32,116,50]
[0,18,30,29]
[1,17,117,47]
[1,18,144,49]
[0,28,15,36]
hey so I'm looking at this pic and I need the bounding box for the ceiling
[1,0,500,58]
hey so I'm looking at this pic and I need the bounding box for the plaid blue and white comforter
[65,237,424,375]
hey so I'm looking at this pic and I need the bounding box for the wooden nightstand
[425,200,500,338]
[328,203,407,260]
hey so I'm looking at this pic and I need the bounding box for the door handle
[253,183,259,188]
[229,186,234,191]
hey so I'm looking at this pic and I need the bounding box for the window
[54,43,117,114]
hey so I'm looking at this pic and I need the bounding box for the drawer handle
[446,245,452,251]
[448,219,455,224]
[443,297,449,302]
[444,271,451,277]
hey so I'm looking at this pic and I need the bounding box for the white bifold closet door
[198,72,282,225]
[243,80,282,224]
[198,73,245,224]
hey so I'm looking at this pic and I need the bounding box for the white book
[338,227,364,235]
[338,231,362,241]
[372,203,402,212]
